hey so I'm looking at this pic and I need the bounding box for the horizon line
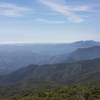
[0,40,99,45]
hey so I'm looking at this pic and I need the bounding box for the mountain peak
[73,40,97,44]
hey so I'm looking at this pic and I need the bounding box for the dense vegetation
[0,84,100,100]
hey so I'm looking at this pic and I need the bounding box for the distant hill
[50,46,100,63]
[0,58,100,86]
[0,40,100,75]
[67,46,100,62]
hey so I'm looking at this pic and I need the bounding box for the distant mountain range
[0,40,100,75]
[0,58,100,86]
[67,46,100,61]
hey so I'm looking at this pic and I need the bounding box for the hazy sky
[0,0,100,43]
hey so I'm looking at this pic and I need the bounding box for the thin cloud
[0,2,31,17]
[68,15,84,23]
[39,0,93,23]
[36,18,65,24]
